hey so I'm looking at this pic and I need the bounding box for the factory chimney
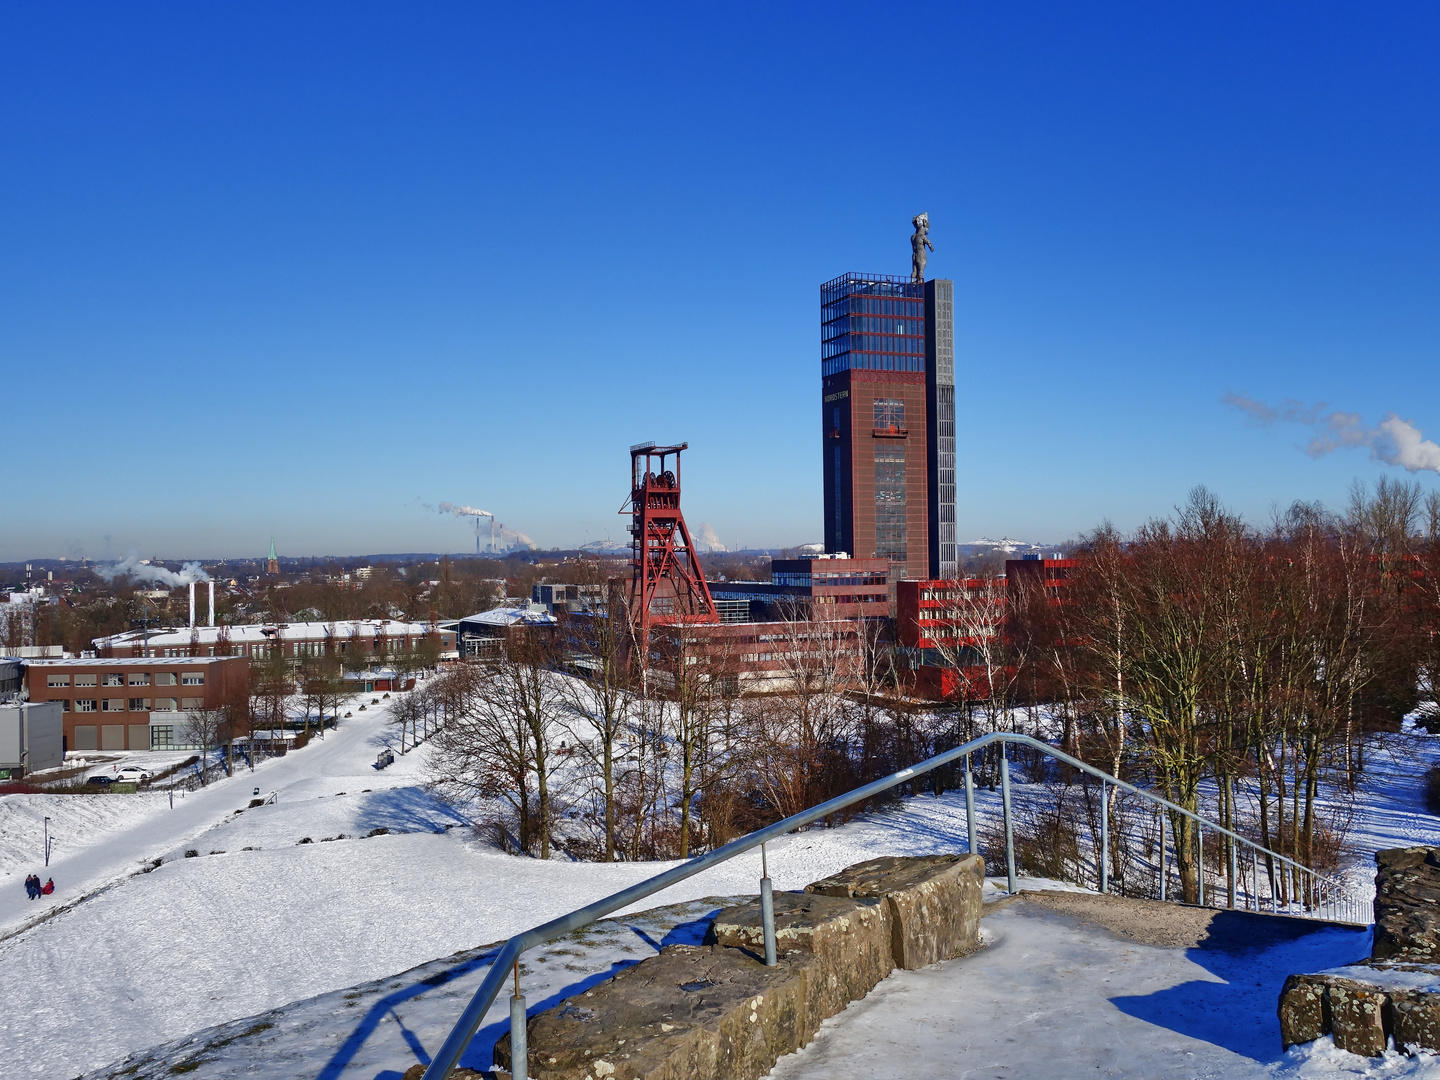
[208,580,215,627]
[189,582,196,628]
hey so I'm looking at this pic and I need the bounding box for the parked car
[115,766,152,782]
[86,774,115,786]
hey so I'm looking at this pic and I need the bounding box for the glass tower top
[821,273,926,377]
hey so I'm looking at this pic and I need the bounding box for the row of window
[771,572,888,587]
[138,638,428,659]
[822,314,924,340]
[821,353,926,377]
[67,697,202,713]
[46,671,199,688]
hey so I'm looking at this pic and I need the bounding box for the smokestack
[208,581,215,627]
[189,582,196,628]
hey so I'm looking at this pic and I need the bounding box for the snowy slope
[5,696,1440,1080]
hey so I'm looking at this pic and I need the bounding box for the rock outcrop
[494,853,984,1080]
[804,853,985,969]
[1373,846,1440,962]
[494,944,821,1080]
[1279,847,1440,1056]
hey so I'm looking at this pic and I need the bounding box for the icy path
[771,899,1413,1080]
[0,701,413,940]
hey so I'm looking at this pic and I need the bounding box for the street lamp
[43,816,52,867]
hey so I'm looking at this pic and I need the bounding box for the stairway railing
[421,730,1365,1080]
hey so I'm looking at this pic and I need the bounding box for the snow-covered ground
[4,693,1440,1079]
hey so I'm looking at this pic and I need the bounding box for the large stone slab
[706,891,893,1021]
[1390,987,1440,1054]
[494,943,819,1080]
[1373,847,1440,962]
[1277,974,1328,1047]
[1327,979,1388,1057]
[804,853,985,969]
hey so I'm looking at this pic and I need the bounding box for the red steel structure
[621,441,718,656]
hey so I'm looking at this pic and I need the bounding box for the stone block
[706,892,893,1021]
[1278,974,1328,1048]
[804,853,985,969]
[1327,980,1388,1058]
[1389,988,1440,1054]
[494,944,819,1080]
[1373,847,1440,962]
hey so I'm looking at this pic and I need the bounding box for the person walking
[24,874,38,900]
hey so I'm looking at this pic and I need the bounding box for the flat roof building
[20,656,248,752]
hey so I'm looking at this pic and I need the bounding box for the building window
[181,672,204,686]
[181,697,203,710]
[102,673,125,687]
[150,725,174,750]
[74,674,97,688]
[875,445,907,562]
[874,399,904,429]
[75,699,96,713]
[129,698,150,712]
[155,673,177,687]
[102,699,125,712]
[154,697,178,711]
[46,674,69,688]
[128,673,150,686]
[61,699,70,712]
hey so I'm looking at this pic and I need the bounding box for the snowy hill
[3,696,1440,1079]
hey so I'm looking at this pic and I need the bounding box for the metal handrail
[421,730,1363,1080]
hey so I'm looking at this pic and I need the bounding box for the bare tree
[181,707,229,785]
[559,612,636,860]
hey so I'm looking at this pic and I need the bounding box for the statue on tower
[910,212,933,283]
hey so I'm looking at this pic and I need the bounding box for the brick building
[707,555,890,622]
[21,656,248,752]
[821,273,956,582]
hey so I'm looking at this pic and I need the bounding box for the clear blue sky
[4,3,1439,561]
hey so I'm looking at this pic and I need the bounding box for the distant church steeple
[266,537,279,575]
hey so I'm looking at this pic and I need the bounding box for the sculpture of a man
[911,212,933,283]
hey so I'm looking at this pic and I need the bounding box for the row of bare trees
[921,480,1440,903]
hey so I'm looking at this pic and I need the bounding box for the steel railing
[421,731,1365,1080]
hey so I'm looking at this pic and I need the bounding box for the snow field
[5,685,1440,1080]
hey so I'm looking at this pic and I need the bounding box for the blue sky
[3,3,1439,561]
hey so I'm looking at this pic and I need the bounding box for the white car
[115,766,152,782]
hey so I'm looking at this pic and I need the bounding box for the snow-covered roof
[457,606,556,629]
[18,657,237,668]
[92,619,445,649]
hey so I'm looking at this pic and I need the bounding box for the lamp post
[43,816,52,867]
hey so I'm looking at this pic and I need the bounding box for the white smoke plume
[695,522,727,552]
[1224,394,1440,475]
[99,553,210,585]
[438,502,492,518]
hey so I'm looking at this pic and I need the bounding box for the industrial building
[20,656,248,752]
[707,555,890,622]
[454,605,556,659]
[821,273,955,581]
[0,702,63,778]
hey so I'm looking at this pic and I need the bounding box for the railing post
[510,963,527,1080]
[1000,742,1017,894]
[964,752,977,859]
[760,842,777,967]
[1158,808,1166,903]
[1228,834,1237,910]
[1099,781,1109,894]
[1196,819,1205,907]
